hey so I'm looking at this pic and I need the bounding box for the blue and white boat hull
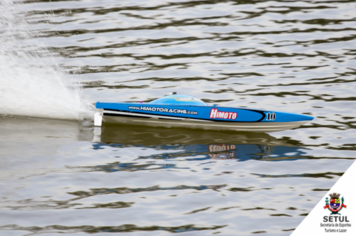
[95,94,313,132]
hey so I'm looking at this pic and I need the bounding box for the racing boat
[94,93,313,132]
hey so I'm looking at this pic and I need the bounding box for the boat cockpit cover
[149,95,208,106]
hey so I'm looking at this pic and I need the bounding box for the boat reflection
[94,123,309,162]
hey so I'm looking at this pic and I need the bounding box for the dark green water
[1,0,356,235]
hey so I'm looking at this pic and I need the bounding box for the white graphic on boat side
[209,108,237,120]
[128,106,198,115]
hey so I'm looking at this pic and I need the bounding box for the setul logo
[321,192,350,233]
[209,108,237,120]
[324,192,346,215]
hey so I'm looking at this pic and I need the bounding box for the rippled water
[1,0,356,235]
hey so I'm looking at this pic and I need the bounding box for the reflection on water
[98,123,286,145]
[0,116,80,180]
[0,115,353,236]
[92,124,310,173]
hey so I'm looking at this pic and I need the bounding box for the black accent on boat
[103,109,264,123]
[104,111,184,120]
[249,109,266,122]
[104,113,150,119]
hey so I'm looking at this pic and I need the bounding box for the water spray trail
[0,0,94,120]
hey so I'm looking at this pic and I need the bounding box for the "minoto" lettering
[209,109,237,120]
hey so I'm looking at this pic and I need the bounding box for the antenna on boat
[165,92,177,96]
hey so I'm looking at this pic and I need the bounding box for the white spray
[0,0,94,120]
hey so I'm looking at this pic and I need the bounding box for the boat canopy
[149,94,208,106]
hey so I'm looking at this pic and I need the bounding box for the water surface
[1,0,356,235]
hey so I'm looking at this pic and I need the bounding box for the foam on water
[0,0,94,120]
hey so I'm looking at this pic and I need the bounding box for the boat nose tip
[305,115,314,121]
[296,113,314,121]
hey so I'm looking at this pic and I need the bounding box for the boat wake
[0,0,94,120]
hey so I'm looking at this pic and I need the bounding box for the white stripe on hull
[102,113,308,132]
[103,110,211,122]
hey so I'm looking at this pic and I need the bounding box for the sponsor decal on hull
[128,106,198,115]
[209,108,237,120]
